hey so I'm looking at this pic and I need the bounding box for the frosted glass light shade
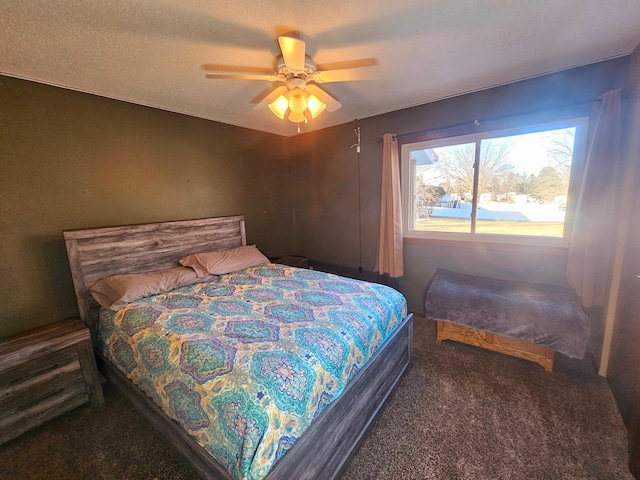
[306,95,326,118]
[266,88,327,123]
[268,95,289,119]
[288,88,308,113]
[288,110,306,123]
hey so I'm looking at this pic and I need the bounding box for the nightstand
[272,256,309,268]
[0,318,104,445]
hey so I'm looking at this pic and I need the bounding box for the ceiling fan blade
[305,84,342,112]
[278,36,306,71]
[253,86,289,110]
[313,59,380,83]
[203,64,280,81]
[205,72,279,81]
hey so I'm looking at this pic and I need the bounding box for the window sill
[403,234,568,256]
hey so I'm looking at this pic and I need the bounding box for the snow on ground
[429,202,565,222]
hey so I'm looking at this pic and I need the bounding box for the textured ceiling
[2,1,640,136]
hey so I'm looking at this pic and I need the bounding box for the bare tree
[417,182,445,205]
[516,172,535,195]
[479,139,515,194]
[432,143,475,195]
[432,139,514,196]
[546,128,575,187]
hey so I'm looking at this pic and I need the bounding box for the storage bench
[425,269,590,371]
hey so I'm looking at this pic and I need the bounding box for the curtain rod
[375,96,607,143]
[375,118,479,143]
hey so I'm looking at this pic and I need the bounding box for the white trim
[400,117,588,247]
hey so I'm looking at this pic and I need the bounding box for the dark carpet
[0,317,632,479]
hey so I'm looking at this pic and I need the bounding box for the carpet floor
[0,316,633,479]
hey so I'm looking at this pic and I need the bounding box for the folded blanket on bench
[425,269,590,359]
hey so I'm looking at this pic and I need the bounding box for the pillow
[180,244,269,277]
[90,266,210,311]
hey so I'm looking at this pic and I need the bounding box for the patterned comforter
[98,264,407,480]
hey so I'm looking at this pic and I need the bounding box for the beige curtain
[375,133,404,277]
[566,89,623,306]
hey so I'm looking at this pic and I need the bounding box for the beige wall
[288,58,630,314]
[0,76,293,337]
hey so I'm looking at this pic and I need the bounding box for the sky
[417,126,576,183]
[493,128,576,176]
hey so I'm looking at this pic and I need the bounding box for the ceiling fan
[205,36,379,129]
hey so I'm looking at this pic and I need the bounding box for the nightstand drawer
[0,318,103,445]
[0,372,88,444]
[0,346,81,398]
[0,367,85,415]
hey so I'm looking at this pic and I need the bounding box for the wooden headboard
[63,215,246,330]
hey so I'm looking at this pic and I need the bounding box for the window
[401,118,588,245]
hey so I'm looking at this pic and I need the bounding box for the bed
[63,215,413,480]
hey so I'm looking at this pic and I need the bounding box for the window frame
[400,116,589,247]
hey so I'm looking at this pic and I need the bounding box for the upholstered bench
[425,269,590,371]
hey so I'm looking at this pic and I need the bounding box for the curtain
[566,89,623,307]
[375,133,404,277]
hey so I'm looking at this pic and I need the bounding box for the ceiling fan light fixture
[268,95,289,119]
[288,110,306,123]
[206,34,371,128]
[306,95,326,119]
[288,88,308,114]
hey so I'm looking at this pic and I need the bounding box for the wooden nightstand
[0,318,104,445]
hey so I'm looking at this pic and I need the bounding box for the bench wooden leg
[436,320,554,372]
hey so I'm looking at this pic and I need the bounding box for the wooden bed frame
[63,215,414,480]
